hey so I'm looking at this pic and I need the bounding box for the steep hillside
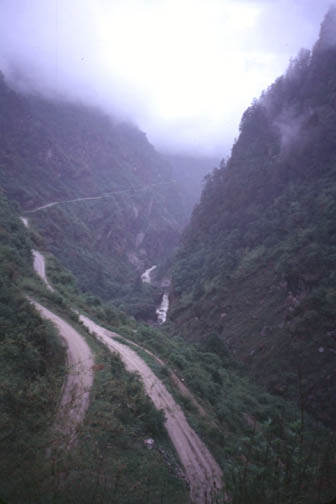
[170,7,336,427]
[1,109,335,504]
[0,195,66,497]
[0,75,185,316]
[0,196,190,504]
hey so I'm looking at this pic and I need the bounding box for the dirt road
[80,314,223,503]
[22,215,223,500]
[117,335,209,419]
[20,216,29,227]
[20,217,55,292]
[32,250,55,291]
[21,218,94,445]
[23,182,175,214]
[31,300,94,447]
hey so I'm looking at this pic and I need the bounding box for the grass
[6,205,335,504]
[6,276,188,504]
[0,200,188,504]
[82,318,336,504]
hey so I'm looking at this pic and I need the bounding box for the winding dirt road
[21,217,54,292]
[21,217,94,447]
[23,182,176,214]
[117,335,209,419]
[22,215,223,501]
[80,314,223,503]
[31,300,94,447]
[32,250,54,292]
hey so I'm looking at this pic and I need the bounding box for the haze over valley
[1,2,336,503]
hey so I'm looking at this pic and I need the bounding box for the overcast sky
[0,0,333,156]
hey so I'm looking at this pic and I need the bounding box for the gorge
[1,5,336,504]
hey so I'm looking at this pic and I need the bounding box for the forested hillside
[170,7,336,427]
[0,74,186,317]
[3,3,336,504]
[0,195,66,497]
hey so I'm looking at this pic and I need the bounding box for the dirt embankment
[80,314,223,504]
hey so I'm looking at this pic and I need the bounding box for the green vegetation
[0,195,65,501]
[11,204,334,503]
[0,71,185,315]
[0,196,188,503]
[66,345,187,504]
[2,8,336,503]
[1,185,335,503]
[80,318,336,504]
[170,7,336,428]
[8,331,188,504]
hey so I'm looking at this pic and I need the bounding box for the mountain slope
[0,196,189,504]
[0,75,185,315]
[1,94,336,504]
[0,195,67,498]
[170,7,336,427]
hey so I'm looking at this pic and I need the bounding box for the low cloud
[0,0,333,156]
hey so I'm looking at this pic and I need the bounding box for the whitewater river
[141,265,169,324]
[141,265,157,283]
[156,294,169,324]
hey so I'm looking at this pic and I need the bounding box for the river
[141,265,169,324]
[141,265,157,283]
[156,294,169,324]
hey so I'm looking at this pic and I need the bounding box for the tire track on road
[80,314,223,503]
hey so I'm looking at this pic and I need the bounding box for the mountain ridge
[169,7,336,428]
[0,72,186,317]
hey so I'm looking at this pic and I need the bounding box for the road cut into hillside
[80,314,223,504]
[116,334,209,419]
[22,216,94,446]
[31,300,94,447]
[23,182,176,214]
[32,250,55,291]
[21,217,54,292]
[22,214,223,501]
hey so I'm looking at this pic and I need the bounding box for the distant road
[24,182,176,214]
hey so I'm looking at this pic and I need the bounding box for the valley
[1,6,336,504]
[1,181,334,503]
[26,216,223,502]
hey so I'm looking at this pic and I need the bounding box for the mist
[0,0,333,156]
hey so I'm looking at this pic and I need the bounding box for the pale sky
[0,0,333,155]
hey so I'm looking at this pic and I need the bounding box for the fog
[0,0,333,156]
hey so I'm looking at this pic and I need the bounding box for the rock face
[169,8,336,427]
[0,72,186,301]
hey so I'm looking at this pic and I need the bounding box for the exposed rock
[144,438,155,450]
